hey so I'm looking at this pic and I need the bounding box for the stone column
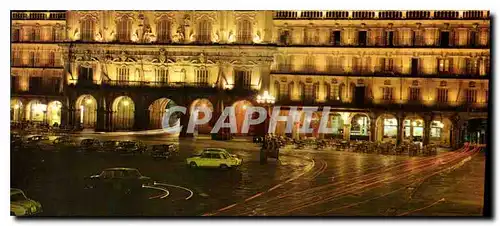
[60,105,68,128]
[396,112,404,145]
[68,106,75,128]
[369,114,377,142]
[343,124,350,140]
[96,106,106,131]
[423,114,432,146]
[260,63,271,92]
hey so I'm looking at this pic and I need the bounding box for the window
[440,31,450,47]
[409,87,421,101]
[430,121,444,138]
[465,58,480,75]
[412,30,424,46]
[237,19,252,44]
[48,52,55,67]
[383,118,398,138]
[380,58,394,72]
[31,26,41,41]
[155,68,168,84]
[469,30,478,47]
[304,56,315,72]
[437,88,448,103]
[81,18,95,42]
[302,83,314,100]
[46,77,61,93]
[12,50,21,66]
[117,17,132,42]
[385,31,394,46]
[465,89,477,103]
[279,30,290,45]
[313,83,320,100]
[29,77,42,92]
[437,59,452,74]
[331,84,341,101]
[358,30,367,46]
[234,70,251,89]
[330,30,341,46]
[411,58,420,75]
[326,56,343,73]
[12,28,20,42]
[274,82,280,100]
[279,83,290,100]
[29,52,39,66]
[157,19,171,43]
[11,76,19,92]
[382,87,394,100]
[304,28,317,45]
[117,67,130,84]
[79,66,94,82]
[195,68,209,85]
[197,19,212,43]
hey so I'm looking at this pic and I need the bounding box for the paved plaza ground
[11,133,486,216]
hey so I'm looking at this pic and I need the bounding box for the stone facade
[10,10,490,148]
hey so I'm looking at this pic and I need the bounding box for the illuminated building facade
[10,10,490,147]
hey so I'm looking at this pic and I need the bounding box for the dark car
[102,140,120,152]
[11,135,23,151]
[52,136,77,151]
[79,139,102,152]
[115,141,146,155]
[151,144,178,160]
[85,168,152,194]
[23,135,51,150]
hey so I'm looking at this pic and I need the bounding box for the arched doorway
[429,117,452,147]
[112,96,135,130]
[232,100,253,135]
[148,98,178,130]
[75,95,97,128]
[465,118,487,145]
[47,101,62,127]
[324,113,344,139]
[403,116,424,143]
[10,98,23,122]
[26,99,46,123]
[376,114,398,142]
[190,98,214,134]
[350,114,369,140]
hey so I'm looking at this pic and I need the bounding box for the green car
[10,188,42,216]
[186,148,242,169]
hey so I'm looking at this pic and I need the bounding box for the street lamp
[256,90,276,136]
[256,90,276,105]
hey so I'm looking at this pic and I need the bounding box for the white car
[10,188,42,216]
[186,148,242,169]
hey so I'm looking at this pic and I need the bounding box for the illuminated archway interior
[75,95,97,128]
[47,101,62,126]
[190,98,214,134]
[11,99,23,122]
[112,96,135,130]
[148,98,177,130]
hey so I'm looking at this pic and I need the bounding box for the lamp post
[256,90,276,136]
[256,90,275,165]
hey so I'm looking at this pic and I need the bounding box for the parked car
[151,144,178,160]
[186,148,242,169]
[115,141,146,155]
[23,135,51,150]
[85,168,152,194]
[102,140,121,152]
[79,139,102,152]
[11,135,23,151]
[10,188,42,216]
[25,135,49,143]
[52,136,77,150]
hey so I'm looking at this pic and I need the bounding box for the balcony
[271,70,490,80]
[273,99,488,112]
[11,11,66,21]
[273,10,490,20]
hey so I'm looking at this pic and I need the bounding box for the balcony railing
[273,10,490,20]
[11,11,66,20]
[73,80,216,88]
[271,70,490,79]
